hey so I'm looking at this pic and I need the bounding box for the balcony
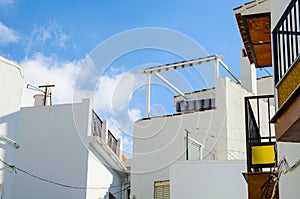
[243,95,279,199]
[271,0,300,142]
[244,95,276,172]
[92,110,120,155]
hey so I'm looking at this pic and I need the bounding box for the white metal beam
[154,73,187,99]
[217,59,241,84]
[142,55,223,74]
[146,73,151,118]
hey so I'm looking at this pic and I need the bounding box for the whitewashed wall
[271,0,291,30]
[86,147,124,199]
[0,57,23,192]
[257,76,274,95]
[277,142,300,199]
[1,99,125,199]
[0,57,23,116]
[170,161,247,199]
[4,100,90,199]
[131,77,256,199]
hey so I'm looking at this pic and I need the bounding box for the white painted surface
[0,57,23,116]
[0,57,23,187]
[34,94,51,106]
[240,50,257,94]
[234,0,270,16]
[86,147,124,199]
[277,142,300,199]
[5,100,90,199]
[170,161,247,199]
[271,0,291,30]
[1,99,126,199]
[131,77,260,199]
[257,76,274,95]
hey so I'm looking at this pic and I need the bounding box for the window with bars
[154,180,170,199]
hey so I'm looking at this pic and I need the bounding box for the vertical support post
[245,97,251,172]
[185,129,189,160]
[257,98,260,133]
[117,138,121,159]
[215,59,219,84]
[102,119,108,143]
[267,97,271,142]
[146,73,151,118]
[44,87,48,106]
[200,146,203,160]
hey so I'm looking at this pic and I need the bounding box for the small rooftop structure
[141,55,241,117]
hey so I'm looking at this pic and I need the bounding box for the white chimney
[240,49,257,94]
[34,94,51,106]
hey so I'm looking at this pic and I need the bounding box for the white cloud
[95,72,144,114]
[27,20,69,50]
[0,21,19,44]
[21,53,82,107]
[128,109,141,123]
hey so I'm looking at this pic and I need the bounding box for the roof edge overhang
[234,0,272,68]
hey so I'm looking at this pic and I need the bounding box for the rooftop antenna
[26,84,55,106]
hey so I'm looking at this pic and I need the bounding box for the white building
[129,54,274,199]
[0,57,24,198]
[0,57,129,199]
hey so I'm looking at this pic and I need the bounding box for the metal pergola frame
[142,55,241,117]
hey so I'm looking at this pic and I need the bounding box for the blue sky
[0,0,272,156]
[1,0,250,65]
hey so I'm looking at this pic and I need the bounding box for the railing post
[102,119,108,143]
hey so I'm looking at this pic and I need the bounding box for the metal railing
[107,130,118,154]
[273,0,300,85]
[92,110,119,155]
[92,110,103,137]
[244,95,276,172]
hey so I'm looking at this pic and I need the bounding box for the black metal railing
[273,0,300,84]
[244,95,276,172]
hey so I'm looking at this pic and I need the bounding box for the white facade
[240,50,257,94]
[276,142,300,199]
[257,76,274,95]
[271,1,300,198]
[130,70,273,198]
[1,99,128,199]
[170,161,247,199]
[0,57,23,195]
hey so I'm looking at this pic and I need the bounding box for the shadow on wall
[0,111,21,199]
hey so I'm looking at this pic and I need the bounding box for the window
[154,180,170,199]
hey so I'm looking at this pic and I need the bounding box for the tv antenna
[26,84,55,106]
